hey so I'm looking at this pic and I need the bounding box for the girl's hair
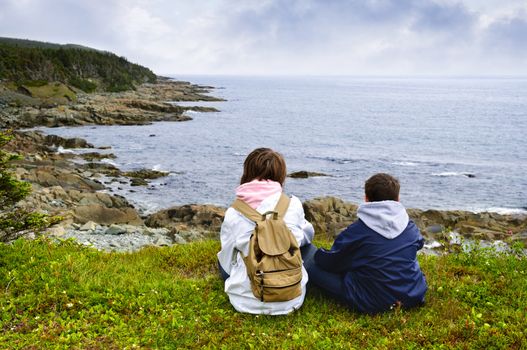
[240,148,287,186]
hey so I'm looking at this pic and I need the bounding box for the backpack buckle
[261,211,278,220]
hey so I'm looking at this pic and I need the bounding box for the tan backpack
[231,193,303,302]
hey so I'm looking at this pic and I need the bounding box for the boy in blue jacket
[303,173,427,313]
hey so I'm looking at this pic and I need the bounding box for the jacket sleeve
[314,225,357,272]
[217,209,236,275]
[217,208,253,275]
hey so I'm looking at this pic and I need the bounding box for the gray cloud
[0,0,526,75]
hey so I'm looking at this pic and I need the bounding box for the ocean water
[39,76,527,214]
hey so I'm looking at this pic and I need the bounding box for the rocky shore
[5,128,526,253]
[0,78,222,128]
[1,79,526,254]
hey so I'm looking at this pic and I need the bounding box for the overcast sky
[1,0,526,76]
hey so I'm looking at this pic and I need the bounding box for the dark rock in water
[465,173,476,178]
[80,162,121,177]
[149,134,156,137]
[123,169,169,180]
[288,171,329,179]
[80,152,117,161]
[48,135,93,149]
[130,178,148,186]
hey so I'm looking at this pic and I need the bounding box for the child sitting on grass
[217,148,314,315]
[303,173,428,314]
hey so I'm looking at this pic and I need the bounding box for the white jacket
[217,192,314,315]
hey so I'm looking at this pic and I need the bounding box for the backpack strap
[274,193,291,219]
[231,193,290,222]
[231,199,263,222]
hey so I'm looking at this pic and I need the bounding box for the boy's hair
[240,148,287,186]
[365,173,400,202]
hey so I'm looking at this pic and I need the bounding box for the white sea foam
[57,146,75,154]
[432,172,475,178]
[101,158,118,166]
[476,207,527,215]
[394,161,418,166]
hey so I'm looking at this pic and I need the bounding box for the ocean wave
[393,161,419,166]
[57,146,76,154]
[152,164,166,172]
[101,158,119,166]
[476,207,527,215]
[308,156,361,164]
[432,172,476,178]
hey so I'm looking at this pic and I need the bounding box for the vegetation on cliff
[0,37,157,92]
[0,238,525,348]
[0,131,59,241]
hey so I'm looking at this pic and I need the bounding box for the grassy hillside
[0,37,157,92]
[0,238,525,349]
[0,37,96,51]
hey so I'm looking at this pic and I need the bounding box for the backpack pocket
[253,266,303,302]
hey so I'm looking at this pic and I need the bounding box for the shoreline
[5,128,527,254]
[1,79,526,252]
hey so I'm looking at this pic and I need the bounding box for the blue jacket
[315,201,427,313]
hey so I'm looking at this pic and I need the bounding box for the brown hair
[240,148,287,186]
[365,173,400,202]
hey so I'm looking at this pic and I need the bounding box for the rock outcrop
[303,196,527,247]
[145,204,226,239]
[288,171,329,178]
[4,129,525,253]
[0,80,222,129]
[303,197,358,238]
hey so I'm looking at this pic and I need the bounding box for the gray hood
[357,200,409,239]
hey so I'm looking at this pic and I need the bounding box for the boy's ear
[364,195,369,202]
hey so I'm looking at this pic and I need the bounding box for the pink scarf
[235,179,282,209]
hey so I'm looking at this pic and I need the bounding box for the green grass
[22,82,76,102]
[0,239,526,349]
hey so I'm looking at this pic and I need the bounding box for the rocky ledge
[4,130,526,253]
[0,78,223,128]
[2,126,526,253]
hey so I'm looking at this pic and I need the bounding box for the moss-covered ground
[1,238,526,349]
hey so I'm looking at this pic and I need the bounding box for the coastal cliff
[0,38,525,253]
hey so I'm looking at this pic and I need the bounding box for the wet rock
[123,169,169,180]
[288,171,329,178]
[130,178,148,186]
[80,152,116,161]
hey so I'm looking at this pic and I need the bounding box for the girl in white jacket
[217,148,314,315]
